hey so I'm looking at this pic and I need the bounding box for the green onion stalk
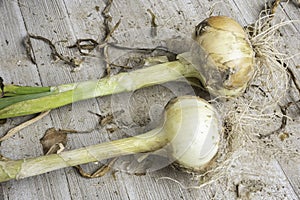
[0,16,255,119]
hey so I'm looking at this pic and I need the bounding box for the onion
[0,96,221,182]
[0,16,255,119]
[190,16,255,96]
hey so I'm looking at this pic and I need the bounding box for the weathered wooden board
[0,0,300,199]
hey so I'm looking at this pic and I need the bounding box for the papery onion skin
[193,16,255,97]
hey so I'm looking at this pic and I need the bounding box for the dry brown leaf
[40,128,74,155]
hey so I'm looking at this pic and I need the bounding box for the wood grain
[0,0,299,199]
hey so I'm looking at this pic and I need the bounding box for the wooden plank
[275,2,300,197]
[0,0,42,88]
[0,0,47,167]
[1,0,300,199]
[0,1,66,200]
[224,1,300,198]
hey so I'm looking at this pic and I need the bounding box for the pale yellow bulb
[193,16,255,97]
